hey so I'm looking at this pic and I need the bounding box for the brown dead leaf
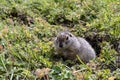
[35,68,50,79]
[108,76,116,80]
[7,18,14,25]
[72,70,84,80]
[1,27,8,34]
[0,45,3,51]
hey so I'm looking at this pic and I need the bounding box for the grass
[0,0,120,80]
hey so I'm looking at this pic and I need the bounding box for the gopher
[54,31,96,63]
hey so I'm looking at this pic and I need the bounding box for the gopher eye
[66,36,69,40]
[69,34,72,37]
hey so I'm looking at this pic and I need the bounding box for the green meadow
[0,0,120,80]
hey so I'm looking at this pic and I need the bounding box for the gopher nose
[59,43,63,48]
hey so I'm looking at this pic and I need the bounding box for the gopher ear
[68,33,73,37]
[65,32,73,37]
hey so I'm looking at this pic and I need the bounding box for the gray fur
[54,31,96,63]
